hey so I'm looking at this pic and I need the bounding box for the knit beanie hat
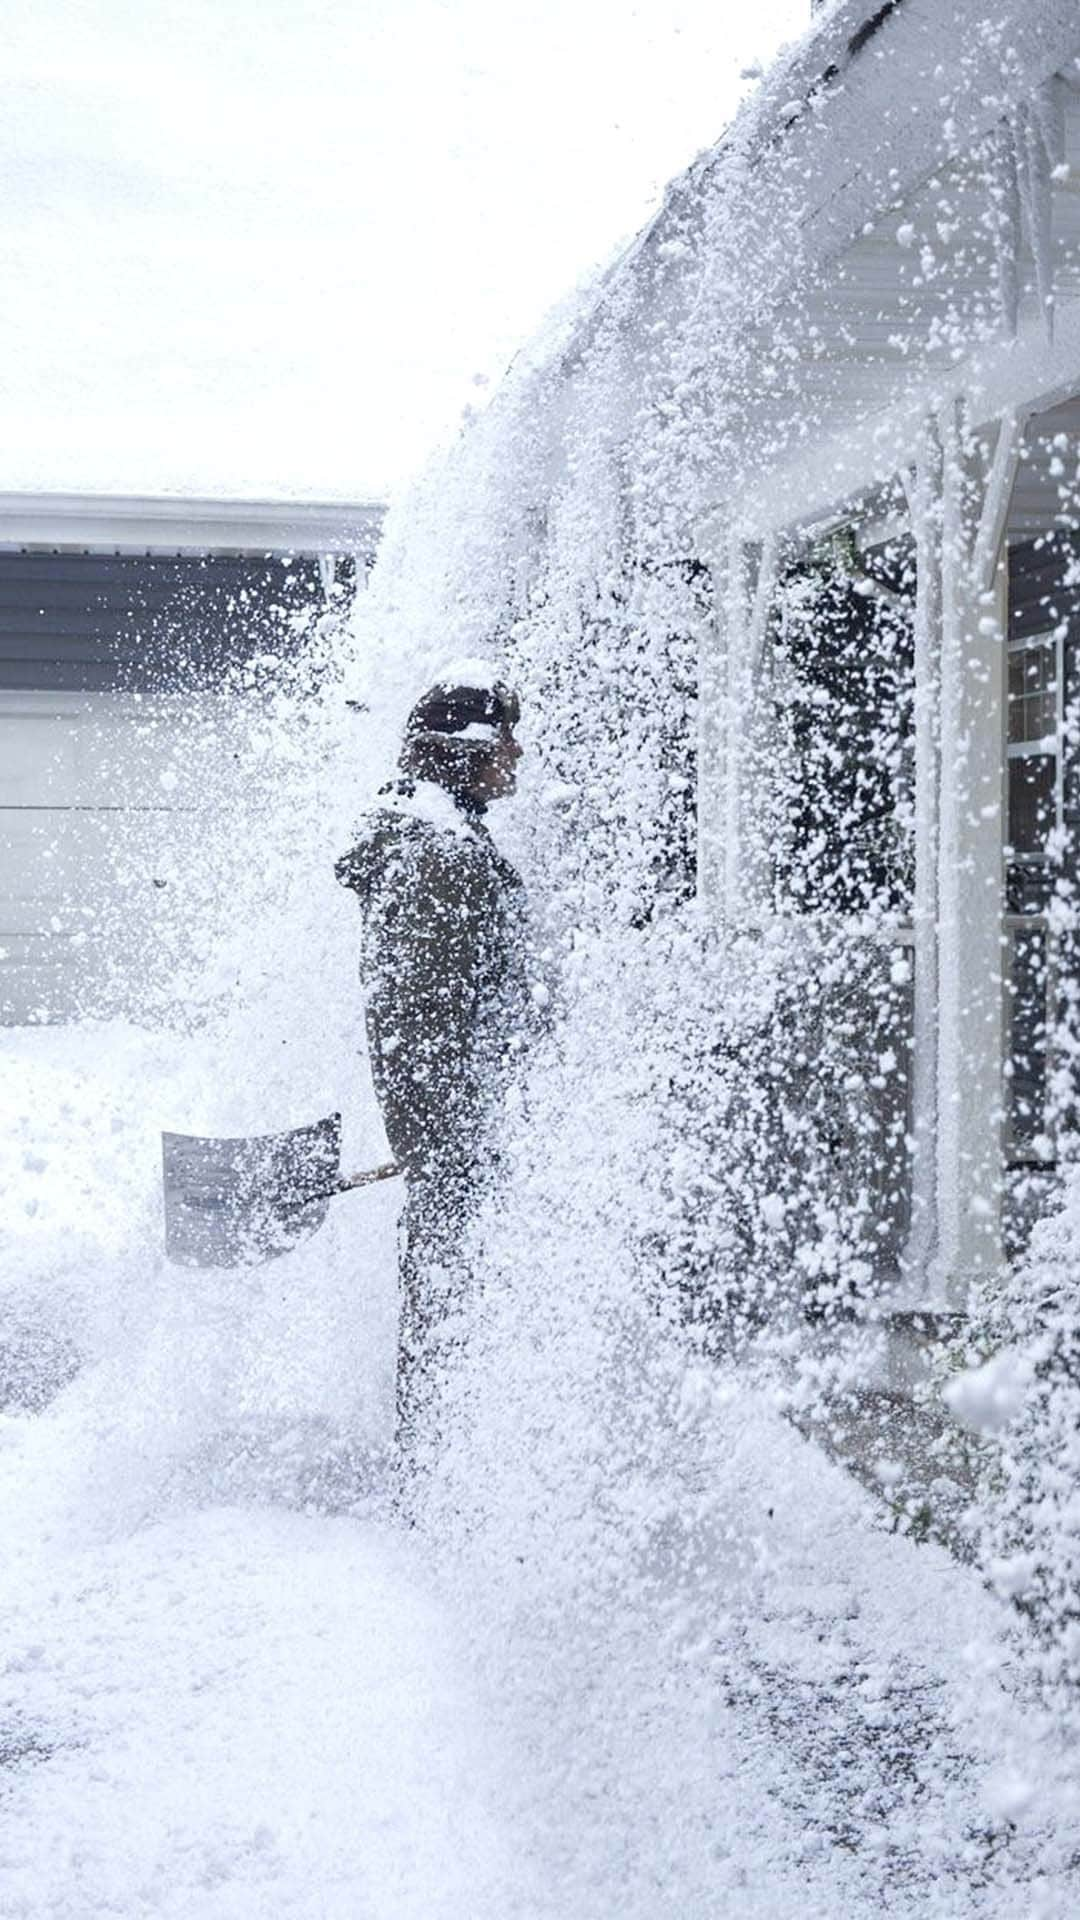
[403,661,520,748]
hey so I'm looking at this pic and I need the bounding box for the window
[1006,922,1052,1159]
[1005,628,1064,1163]
[766,554,914,919]
[1007,630,1062,860]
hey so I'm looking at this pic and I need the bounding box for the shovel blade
[162,1113,342,1269]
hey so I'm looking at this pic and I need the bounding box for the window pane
[1008,925,1049,1153]
[1008,639,1058,744]
[1009,752,1056,855]
[1030,689,1058,739]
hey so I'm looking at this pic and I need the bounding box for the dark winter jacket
[336,781,536,1188]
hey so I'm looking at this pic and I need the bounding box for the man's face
[476,723,522,801]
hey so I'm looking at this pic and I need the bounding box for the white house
[0,493,383,1023]
[394,0,1080,1329]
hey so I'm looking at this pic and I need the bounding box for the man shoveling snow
[336,663,543,1459]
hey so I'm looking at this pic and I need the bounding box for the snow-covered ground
[2,1023,1078,1917]
[0,1508,525,1920]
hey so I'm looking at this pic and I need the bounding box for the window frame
[1006,624,1064,865]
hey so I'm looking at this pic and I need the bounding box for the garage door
[0,551,327,1023]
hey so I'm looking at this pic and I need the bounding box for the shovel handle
[178,1162,402,1222]
[334,1162,400,1194]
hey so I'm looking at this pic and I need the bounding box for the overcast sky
[2,0,809,504]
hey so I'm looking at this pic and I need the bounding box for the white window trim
[1006,624,1065,864]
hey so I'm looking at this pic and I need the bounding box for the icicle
[972,411,1024,595]
[695,513,728,917]
[1015,95,1056,345]
[1032,72,1067,182]
[988,119,1020,341]
[722,533,753,921]
[934,396,971,1293]
[898,429,942,1284]
[747,531,779,686]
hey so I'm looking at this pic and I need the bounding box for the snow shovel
[161,1112,399,1269]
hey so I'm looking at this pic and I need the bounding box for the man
[336,663,537,1456]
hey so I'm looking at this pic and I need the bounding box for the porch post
[933,400,1012,1300]
[900,404,1015,1303]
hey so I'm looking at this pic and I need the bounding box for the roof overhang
[683,0,1080,552]
[568,0,1080,372]
[0,492,385,556]
[731,288,1080,543]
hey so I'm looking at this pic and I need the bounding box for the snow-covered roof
[572,0,1080,351]
[533,0,1080,548]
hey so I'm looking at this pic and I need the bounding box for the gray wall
[0,550,333,693]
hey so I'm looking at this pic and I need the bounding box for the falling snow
[6,2,1080,1915]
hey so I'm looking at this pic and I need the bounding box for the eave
[0,492,385,557]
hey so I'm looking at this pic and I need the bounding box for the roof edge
[0,491,385,555]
